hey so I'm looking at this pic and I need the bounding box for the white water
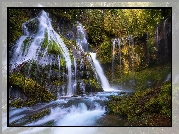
[76,21,88,52]
[8,90,131,127]
[26,102,105,126]
[112,38,122,84]
[112,39,115,83]
[90,52,117,91]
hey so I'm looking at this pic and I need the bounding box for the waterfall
[73,58,77,94]
[9,9,119,96]
[76,21,88,52]
[10,10,73,96]
[112,39,115,84]
[90,53,116,91]
[112,38,122,85]
[117,38,122,85]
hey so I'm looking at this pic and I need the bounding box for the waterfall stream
[8,10,131,127]
[90,53,117,91]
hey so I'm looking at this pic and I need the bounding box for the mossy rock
[24,18,40,35]
[9,72,57,107]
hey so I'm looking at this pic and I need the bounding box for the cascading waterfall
[117,38,122,85]
[90,53,116,91]
[112,38,122,85]
[76,21,88,52]
[128,35,135,88]
[112,39,115,85]
[10,10,72,96]
[9,36,28,72]
[73,57,77,94]
[8,9,135,128]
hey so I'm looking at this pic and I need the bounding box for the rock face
[154,17,171,64]
[9,10,103,107]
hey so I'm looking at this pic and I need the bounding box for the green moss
[9,72,56,107]
[53,80,64,87]
[60,57,66,67]
[9,99,24,108]
[23,37,34,54]
[59,34,76,49]
[41,31,49,50]
[9,9,31,47]
[105,81,171,125]
[47,40,62,55]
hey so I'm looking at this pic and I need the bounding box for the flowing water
[90,53,117,91]
[112,38,122,85]
[9,90,132,126]
[8,10,132,127]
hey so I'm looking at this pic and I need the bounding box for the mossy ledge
[9,72,57,108]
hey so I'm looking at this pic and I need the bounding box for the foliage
[105,81,171,126]
[9,9,32,47]
[105,62,171,90]
[96,39,112,63]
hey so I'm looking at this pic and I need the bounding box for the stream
[9,89,133,126]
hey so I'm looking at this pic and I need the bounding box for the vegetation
[105,62,171,90]
[9,9,31,47]
[106,81,171,126]
[8,8,171,126]
[9,72,56,107]
[105,61,171,126]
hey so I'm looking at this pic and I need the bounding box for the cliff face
[153,17,171,64]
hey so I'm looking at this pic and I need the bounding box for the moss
[9,99,24,108]
[47,40,62,55]
[105,81,171,126]
[23,37,34,54]
[60,57,66,67]
[59,33,76,49]
[41,31,49,50]
[9,72,56,107]
[53,80,64,87]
